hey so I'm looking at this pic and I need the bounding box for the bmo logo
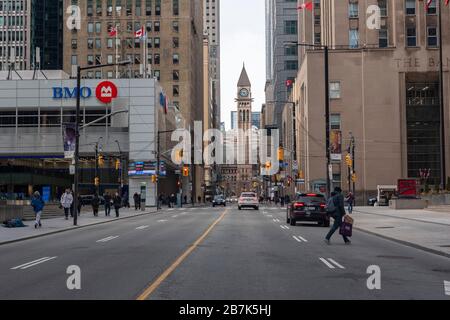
[96,81,118,104]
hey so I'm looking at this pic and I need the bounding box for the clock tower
[235,63,254,193]
[236,64,252,131]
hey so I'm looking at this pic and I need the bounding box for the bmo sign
[52,81,118,104]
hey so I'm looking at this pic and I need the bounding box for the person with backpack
[92,193,100,217]
[31,191,45,229]
[113,192,122,217]
[325,187,351,245]
[60,188,73,220]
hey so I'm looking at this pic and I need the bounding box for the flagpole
[438,0,447,190]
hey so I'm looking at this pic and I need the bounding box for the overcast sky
[220,0,266,130]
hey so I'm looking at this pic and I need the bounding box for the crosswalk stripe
[319,258,336,269]
[298,236,308,242]
[293,236,302,242]
[136,225,149,230]
[327,258,345,269]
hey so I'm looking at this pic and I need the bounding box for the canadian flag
[109,26,117,37]
[134,26,145,38]
[298,1,313,11]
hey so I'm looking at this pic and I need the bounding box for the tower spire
[237,63,251,87]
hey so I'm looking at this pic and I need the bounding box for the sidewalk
[353,206,450,258]
[0,207,157,246]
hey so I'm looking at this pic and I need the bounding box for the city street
[0,205,448,300]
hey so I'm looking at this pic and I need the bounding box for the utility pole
[438,0,446,190]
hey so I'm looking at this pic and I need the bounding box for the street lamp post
[73,60,131,226]
[284,42,330,197]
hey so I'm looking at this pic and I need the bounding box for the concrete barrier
[389,199,428,210]
[0,206,24,222]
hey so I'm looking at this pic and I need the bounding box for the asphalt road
[0,205,449,300]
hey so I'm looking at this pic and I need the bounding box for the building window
[427,26,438,47]
[330,82,341,99]
[155,0,161,15]
[154,37,160,48]
[71,55,78,65]
[154,21,160,32]
[173,37,179,48]
[284,60,298,70]
[378,0,387,17]
[379,26,388,48]
[348,2,359,18]
[284,45,298,56]
[173,0,179,15]
[154,54,160,64]
[173,53,179,64]
[406,27,417,47]
[427,0,437,14]
[71,39,77,49]
[146,0,152,15]
[173,85,180,96]
[87,55,94,65]
[153,70,160,80]
[330,114,341,130]
[173,21,179,33]
[284,20,297,35]
[349,29,359,48]
[173,70,179,81]
[405,0,415,15]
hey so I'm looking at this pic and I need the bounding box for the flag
[134,26,145,39]
[286,79,293,87]
[109,26,117,37]
[297,1,313,11]
[164,96,169,114]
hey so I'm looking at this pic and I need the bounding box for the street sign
[293,161,298,171]
[296,179,305,184]
[328,164,333,181]
[69,165,75,175]
[175,170,181,175]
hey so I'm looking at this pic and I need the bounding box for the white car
[238,192,259,210]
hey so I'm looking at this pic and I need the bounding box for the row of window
[73,36,179,50]
[81,0,180,17]
[85,20,180,34]
[0,0,26,12]
[71,52,180,66]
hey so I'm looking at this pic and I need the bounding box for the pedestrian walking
[133,192,140,210]
[325,187,351,245]
[60,189,73,220]
[92,193,100,217]
[113,193,122,217]
[104,192,111,216]
[345,192,355,214]
[31,191,44,229]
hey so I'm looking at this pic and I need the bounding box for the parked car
[286,193,329,227]
[230,196,238,203]
[238,192,259,210]
[213,195,226,207]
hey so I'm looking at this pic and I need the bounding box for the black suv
[286,193,330,227]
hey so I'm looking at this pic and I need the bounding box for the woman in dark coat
[113,192,122,217]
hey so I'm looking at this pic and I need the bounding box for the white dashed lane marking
[157,220,168,223]
[96,236,119,243]
[293,236,308,243]
[319,258,345,269]
[136,225,149,230]
[280,225,290,230]
[11,257,57,270]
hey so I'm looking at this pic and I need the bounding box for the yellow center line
[136,209,228,300]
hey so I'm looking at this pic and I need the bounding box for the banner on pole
[330,130,342,161]
[63,124,76,159]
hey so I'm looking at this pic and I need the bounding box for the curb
[353,209,450,227]
[0,209,157,247]
[354,226,450,259]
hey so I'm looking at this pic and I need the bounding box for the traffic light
[278,147,284,161]
[115,159,121,170]
[183,166,189,177]
[352,173,357,183]
[345,154,353,167]
[98,154,105,166]
[151,175,157,184]
[265,161,272,169]
[94,177,100,186]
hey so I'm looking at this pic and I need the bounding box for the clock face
[239,89,249,97]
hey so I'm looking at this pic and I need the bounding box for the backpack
[326,196,336,216]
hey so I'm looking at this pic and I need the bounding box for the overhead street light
[73,60,131,226]
[284,42,331,197]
